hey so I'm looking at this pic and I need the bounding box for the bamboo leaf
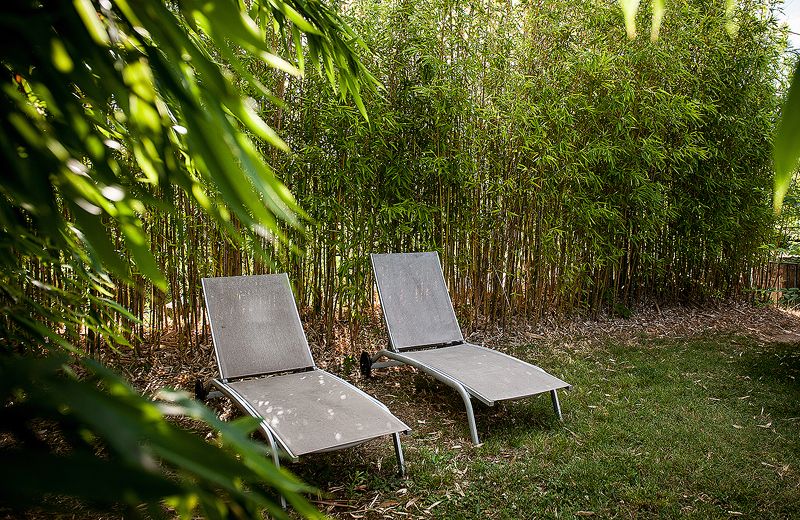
[121,223,168,291]
[0,451,183,506]
[72,0,109,45]
[69,202,129,280]
[619,0,640,39]
[773,62,800,213]
[650,0,665,41]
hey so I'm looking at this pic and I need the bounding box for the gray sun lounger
[362,252,571,445]
[198,273,410,479]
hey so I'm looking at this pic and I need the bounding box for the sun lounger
[363,252,571,445]
[198,273,410,479]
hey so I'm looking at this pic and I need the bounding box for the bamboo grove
[27,0,788,351]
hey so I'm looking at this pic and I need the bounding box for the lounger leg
[260,426,287,509]
[210,379,293,509]
[550,389,562,421]
[393,432,406,477]
[270,447,288,510]
[376,350,482,445]
[462,394,481,445]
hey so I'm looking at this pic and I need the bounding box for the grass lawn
[290,335,800,518]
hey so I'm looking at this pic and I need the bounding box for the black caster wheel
[359,351,372,378]
[194,378,209,401]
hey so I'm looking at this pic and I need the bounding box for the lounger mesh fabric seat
[368,252,571,444]
[399,343,569,404]
[370,252,463,350]
[202,274,315,379]
[202,273,409,469]
[228,371,405,456]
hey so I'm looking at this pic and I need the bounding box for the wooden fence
[753,258,800,302]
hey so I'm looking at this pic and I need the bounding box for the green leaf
[50,38,74,73]
[0,451,183,507]
[619,0,640,39]
[0,355,318,516]
[69,201,130,280]
[773,62,800,213]
[264,1,320,35]
[229,97,290,152]
[650,0,665,41]
[72,0,109,45]
[121,223,168,291]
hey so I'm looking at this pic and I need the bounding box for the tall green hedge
[103,0,785,346]
[269,0,783,326]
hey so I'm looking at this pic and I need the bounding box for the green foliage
[67,0,785,348]
[0,354,322,518]
[775,63,800,212]
[618,0,797,212]
[1,0,374,351]
[267,0,782,327]
[779,286,800,305]
[1,0,375,515]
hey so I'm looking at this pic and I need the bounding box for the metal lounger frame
[369,252,568,445]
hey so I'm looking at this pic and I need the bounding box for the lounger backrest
[201,274,315,380]
[371,252,464,351]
